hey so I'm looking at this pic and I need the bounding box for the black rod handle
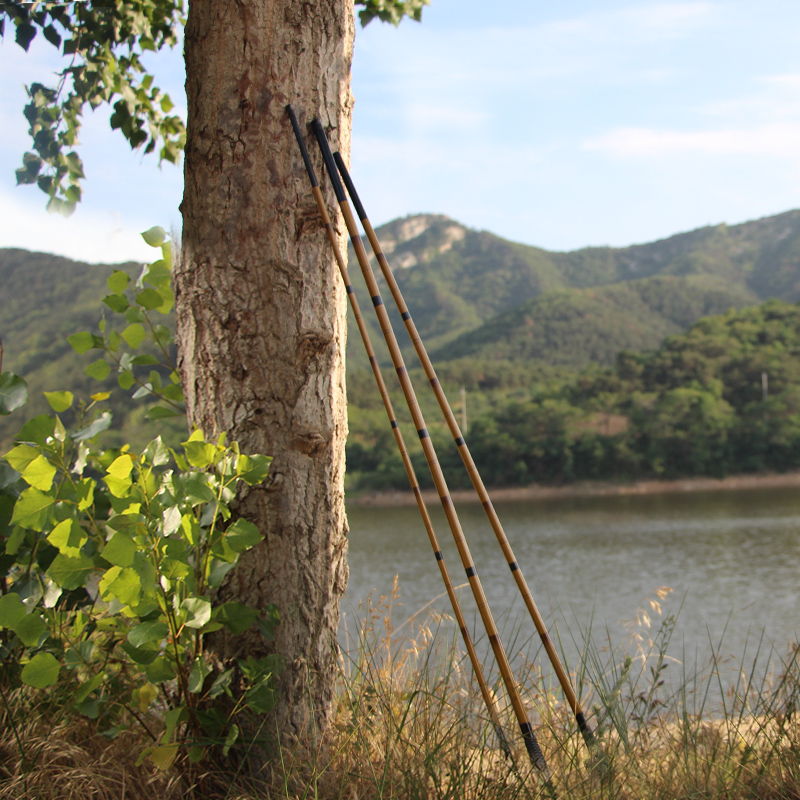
[310,118,347,203]
[285,104,318,188]
[333,151,367,221]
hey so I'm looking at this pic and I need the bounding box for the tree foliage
[0,236,279,770]
[2,0,429,213]
[347,300,800,490]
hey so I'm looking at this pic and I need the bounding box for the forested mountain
[347,209,800,367]
[433,275,756,367]
[348,300,800,491]
[4,208,800,469]
[0,250,151,447]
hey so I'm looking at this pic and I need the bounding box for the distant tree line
[346,300,800,490]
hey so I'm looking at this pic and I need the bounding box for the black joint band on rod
[285,105,318,187]
[465,566,477,578]
[520,723,549,767]
[310,119,346,202]
[401,311,411,321]
[434,550,444,561]
[345,284,354,294]
[371,295,383,307]
[417,428,430,439]
[333,150,368,220]
[390,420,399,429]
[509,561,519,572]
[455,437,465,446]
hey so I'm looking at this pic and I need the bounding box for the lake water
[344,486,800,683]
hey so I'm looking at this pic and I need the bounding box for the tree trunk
[177,0,353,740]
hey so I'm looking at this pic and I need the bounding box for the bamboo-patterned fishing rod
[285,105,515,766]
[308,116,557,792]
[329,149,599,757]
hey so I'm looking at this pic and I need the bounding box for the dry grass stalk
[3,584,800,799]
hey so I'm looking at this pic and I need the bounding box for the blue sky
[2,1,800,262]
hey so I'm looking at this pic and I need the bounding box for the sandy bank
[348,471,800,507]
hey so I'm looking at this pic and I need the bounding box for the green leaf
[21,454,57,491]
[182,597,212,629]
[0,592,26,628]
[208,669,233,699]
[128,621,169,648]
[103,532,137,567]
[145,656,175,683]
[43,390,73,413]
[67,331,96,354]
[136,288,163,310]
[225,518,262,553]
[146,406,184,420]
[107,270,130,294]
[103,294,129,313]
[108,453,134,480]
[17,414,56,446]
[0,372,28,415]
[107,330,122,352]
[75,478,95,511]
[182,431,216,468]
[21,652,61,689]
[6,526,27,556]
[180,513,200,545]
[47,519,88,558]
[143,436,171,467]
[71,412,112,441]
[237,454,272,485]
[214,602,259,635]
[121,323,146,348]
[118,370,136,390]
[47,553,95,590]
[131,354,160,366]
[245,681,278,714]
[141,226,166,247]
[85,359,111,381]
[258,605,280,641]
[125,306,145,324]
[188,658,211,693]
[99,566,142,607]
[222,723,240,756]
[105,454,134,497]
[121,640,160,666]
[13,613,47,647]
[73,673,104,705]
[4,443,40,475]
[11,487,55,531]
[149,744,179,771]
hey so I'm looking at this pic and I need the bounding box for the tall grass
[3,581,800,799]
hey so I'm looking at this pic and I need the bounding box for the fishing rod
[329,149,600,757]
[308,116,557,792]
[285,104,516,766]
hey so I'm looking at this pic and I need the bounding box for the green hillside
[4,207,800,465]
[347,300,800,491]
[432,275,757,367]
[346,209,800,368]
[0,249,177,449]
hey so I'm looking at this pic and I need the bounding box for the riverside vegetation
[3,217,800,796]
[5,211,800,490]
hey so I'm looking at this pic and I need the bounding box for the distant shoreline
[348,471,800,507]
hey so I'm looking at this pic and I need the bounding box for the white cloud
[0,187,160,264]
[582,122,800,158]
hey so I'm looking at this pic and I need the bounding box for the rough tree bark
[176,0,354,738]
